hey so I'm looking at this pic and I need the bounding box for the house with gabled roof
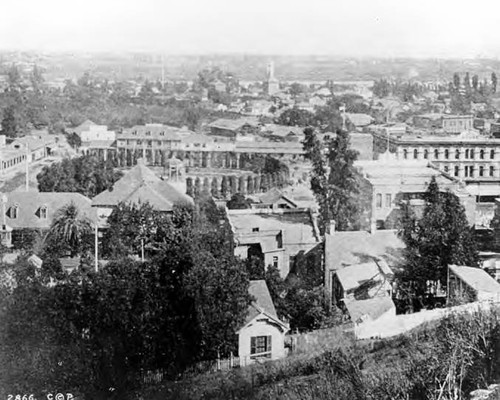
[91,158,193,225]
[0,191,96,248]
[324,230,405,306]
[249,188,298,210]
[237,280,289,364]
[228,208,320,277]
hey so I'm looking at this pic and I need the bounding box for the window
[444,166,449,173]
[480,166,484,177]
[413,149,418,159]
[385,194,392,208]
[403,149,408,159]
[470,149,475,159]
[465,149,469,159]
[480,149,485,159]
[376,193,382,208]
[145,131,151,136]
[444,149,449,159]
[250,335,272,358]
[423,149,428,159]
[434,149,439,159]
[10,205,18,219]
[464,166,469,177]
[137,140,142,145]
[132,131,137,135]
[454,166,459,177]
[147,140,152,147]
[490,166,495,177]
[40,206,48,219]
[491,149,495,159]
[157,141,162,146]
[470,166,474,177]
[273,256,279,268]
[252,227,259,232]
[160,131,165,136]
[455,149,460,159]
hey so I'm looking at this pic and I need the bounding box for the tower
[267,61,279,96]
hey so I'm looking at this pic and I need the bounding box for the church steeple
[266,61,279,96]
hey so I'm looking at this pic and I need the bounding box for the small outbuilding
[237,280,289,365]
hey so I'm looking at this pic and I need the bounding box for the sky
[0,0,500,58]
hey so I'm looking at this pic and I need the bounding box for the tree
[397,177,479,307]
[1,106,20,138]
[276,107,315,127]
[472,74,479,91]
[45,202,93,257]
[464,72,471,90]
[227,193,251,210]
[303,127,359,234]
[453,73,461,90]
[37,155,122,197]
[102,201,170,259]
[492,72,498,94]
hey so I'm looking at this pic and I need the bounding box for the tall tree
[303,127,359,234]
[397,177,479,305]
[472,74,479,91]
[0,106,20,138]
[453,73,461,90]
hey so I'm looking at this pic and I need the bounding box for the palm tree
[48,201,93,257]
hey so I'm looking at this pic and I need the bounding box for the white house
[237,280,289,364]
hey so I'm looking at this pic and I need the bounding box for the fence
[287,324,354,355]
[142,353,257,384]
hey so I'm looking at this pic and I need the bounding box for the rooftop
[91,160,193,211]
[242,280,288,331]
[3,191,96,230]
[449,265,500,294]
[325,230,405,271]
[344,297,395,324]
[335,259,393,292]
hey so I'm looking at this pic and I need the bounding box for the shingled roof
[91,160,193,211]
[240,280,288,332]
[3,191,96,230]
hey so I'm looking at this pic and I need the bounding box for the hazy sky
[1,0,499,58]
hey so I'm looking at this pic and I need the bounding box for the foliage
[227,193,252,209]
[397,176,479,304]
[0,196,251,398]
[37,155,122,197]
[303,127,359,234]
[45,201,94,257]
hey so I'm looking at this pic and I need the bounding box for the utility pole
[25,146,29,191]
[94,223,98,273]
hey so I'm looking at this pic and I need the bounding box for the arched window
[470,149,475,159]
[444,149,449,159]
[423,149,429,159]
[491,149,495,159]
[403,149,408,159]
[470,166,475,177]
[465,149,470,159]
[454,166,459,176]
[434,149,439,159]
[413,149,418,159]
[455,149,460,159]
[480,149,485,159]
[490,166,495,177]
[479,166,484,177]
